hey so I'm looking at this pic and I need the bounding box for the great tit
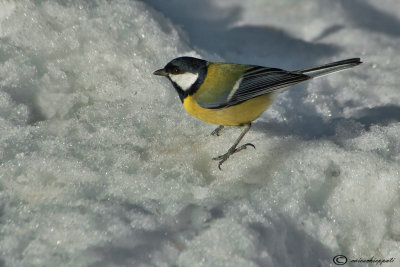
[154,57,361,169]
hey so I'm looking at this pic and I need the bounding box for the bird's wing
[194,64,310,109]
[192,62,249,107]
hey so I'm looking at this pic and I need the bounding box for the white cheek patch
[169,72,199,91]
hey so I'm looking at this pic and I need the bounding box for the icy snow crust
[0,0,399,266]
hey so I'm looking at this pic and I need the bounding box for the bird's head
[153,57,207,101]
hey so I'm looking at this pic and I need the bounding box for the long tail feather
[297,58,362,78]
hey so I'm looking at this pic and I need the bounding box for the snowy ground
[0,0,399,266]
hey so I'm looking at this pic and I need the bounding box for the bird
[153,56,361,169]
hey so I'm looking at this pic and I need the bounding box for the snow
[0,0,399,266]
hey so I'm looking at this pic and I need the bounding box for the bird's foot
[211,125,224,136]
[213,143,255,170]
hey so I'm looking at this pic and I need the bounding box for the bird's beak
[153,68,168,76]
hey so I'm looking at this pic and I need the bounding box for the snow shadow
[145,0,339,68]
[337,0,400,37]
[85,202,334,266]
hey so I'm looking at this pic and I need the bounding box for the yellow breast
[182,94,274,126]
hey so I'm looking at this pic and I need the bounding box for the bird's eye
[172,67,180,74]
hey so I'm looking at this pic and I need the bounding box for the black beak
[153,68,168,76]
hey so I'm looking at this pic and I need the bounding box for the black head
[153,57,208,101]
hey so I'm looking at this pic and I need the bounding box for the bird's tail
[297,58,362,78]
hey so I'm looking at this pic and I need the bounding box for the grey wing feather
[226,67,310,107]
[202,66,310,109]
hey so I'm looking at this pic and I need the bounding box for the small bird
[154,56,361,169]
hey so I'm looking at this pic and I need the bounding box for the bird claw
[211,126,224,136]
[241,143,256,150]
[213,143,256,170]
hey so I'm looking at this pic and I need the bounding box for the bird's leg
[211,125,224,136]
[213,123,255,170]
